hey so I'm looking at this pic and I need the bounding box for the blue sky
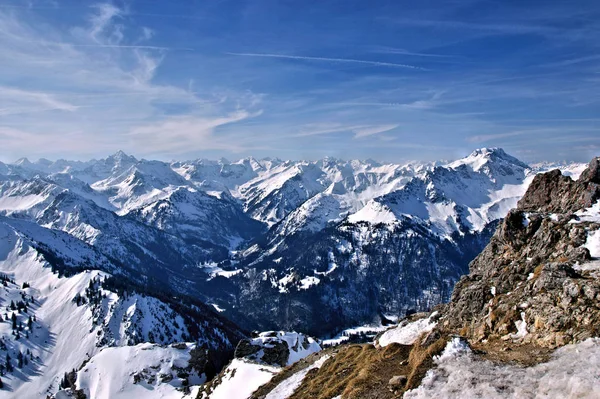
[0,0,599,163]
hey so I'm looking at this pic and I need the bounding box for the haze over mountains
[0,148,587,397]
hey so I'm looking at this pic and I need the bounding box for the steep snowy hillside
[0,218,245,398]
[129,187,263,249]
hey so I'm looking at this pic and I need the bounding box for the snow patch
[405,338,600,399]
[378,312,438,347]
[204,359,279,399]
[584,229,600,258]
[264,354,331,399]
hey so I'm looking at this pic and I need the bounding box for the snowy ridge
[348,148,535,236]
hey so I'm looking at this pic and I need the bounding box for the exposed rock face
[518,157,600,213]
[234,331,320,367]
[440,157,600,348]
[234,338,289,367]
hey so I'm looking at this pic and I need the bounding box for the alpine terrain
[0,148,592,398]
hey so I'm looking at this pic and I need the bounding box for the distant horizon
[2,147,594,166]
[1,1,599,163]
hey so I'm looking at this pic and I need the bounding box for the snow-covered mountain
[212,149,584,336]
[1,149,584,336]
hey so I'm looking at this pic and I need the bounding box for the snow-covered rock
[201,331,321,399]
[234,331,321,367]
[68,343,205,399]
[377,312,438,347]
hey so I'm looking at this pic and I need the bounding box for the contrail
[33,41,192,51]
[226,52,426,70]
[68,44,193,51]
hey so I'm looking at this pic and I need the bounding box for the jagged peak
[107,150,137,164]
[14,157,32,166]
[447,147,528,172]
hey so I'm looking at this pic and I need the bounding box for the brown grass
[251,334,448,399]
[287,344,411,399]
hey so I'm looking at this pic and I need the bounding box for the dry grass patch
[252,335,449,399]
[281,343,411,399]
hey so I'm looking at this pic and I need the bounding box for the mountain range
[0,148,587,397]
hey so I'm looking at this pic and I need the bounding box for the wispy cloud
[0,86,79,113]
[0,4,263,159]
[128,110,264,154]
[226,52,427,70]
[352,124,398,138]
[88,3,122,43]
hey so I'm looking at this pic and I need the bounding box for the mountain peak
[448,147,528,171]
[106,150,137,165]
[14,157,32,166]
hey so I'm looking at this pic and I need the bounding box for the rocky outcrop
[440,157,600,347]
[518,157,600,213]
[234,331,320,367]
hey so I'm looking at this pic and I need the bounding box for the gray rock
[388,375,407,388]
[440,159,600,347]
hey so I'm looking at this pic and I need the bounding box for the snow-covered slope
[0,218,245,398]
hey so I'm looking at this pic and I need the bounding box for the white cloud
[352,124,398,138]
[88,3,123,43]
[128,110,264,154]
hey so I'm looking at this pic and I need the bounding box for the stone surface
[440,158,600,348]
[388,375,407,388]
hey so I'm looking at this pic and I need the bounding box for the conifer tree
[5,354,12,373]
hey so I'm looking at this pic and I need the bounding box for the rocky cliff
[440,157,600,347]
